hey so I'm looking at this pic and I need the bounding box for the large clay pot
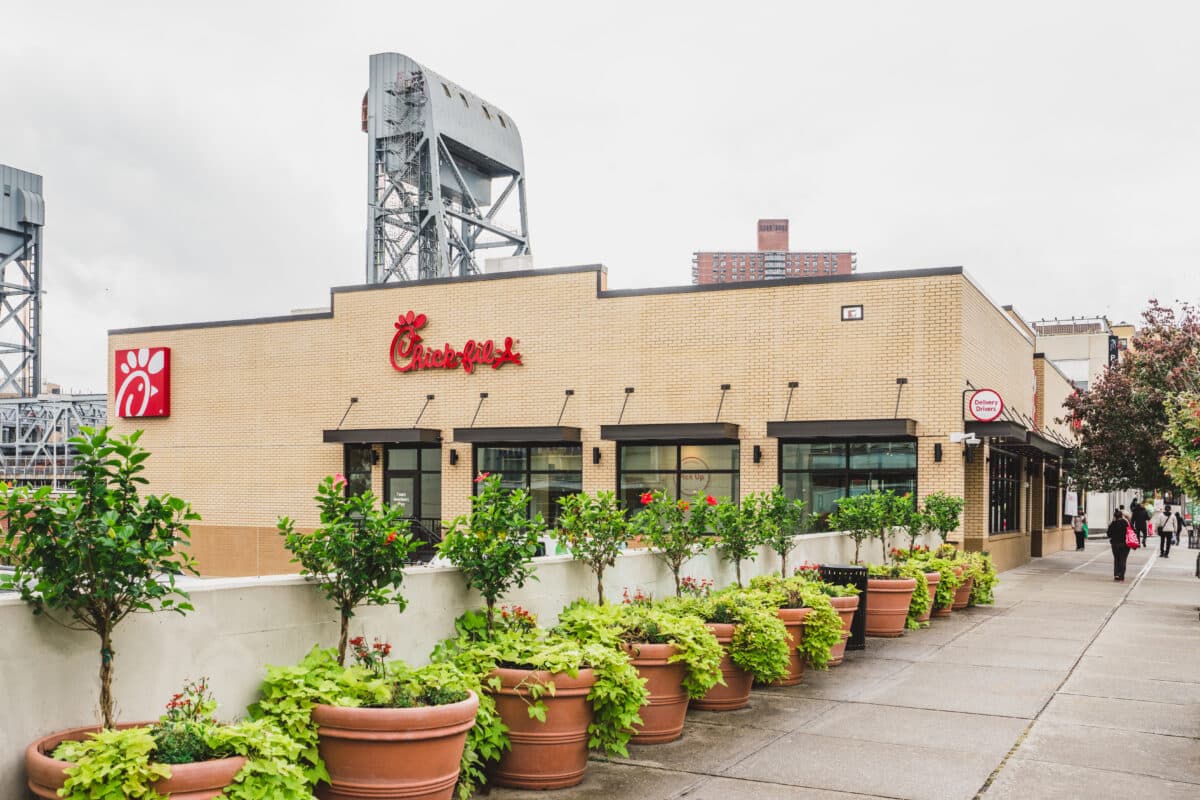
[934,567,962,617]
[828,595,859,666]
[952,575,975,610]
[692,623,753,711]
[312,690,479,800]
[865,577,917,638]
[623,643,689,744]
[26,723,246,800]
[773,607,814,686]
[917,571,940,623]
[488,667,596,790]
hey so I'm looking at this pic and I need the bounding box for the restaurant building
[108,264,1076,576]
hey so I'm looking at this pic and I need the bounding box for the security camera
[949,433,981,445]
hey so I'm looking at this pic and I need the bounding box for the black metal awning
[767,418,917,440]
[965,420,1028,442]
[452,426,582,444]
[323,428,442,445]
[1026,431,1066,458]
[599,422,740,443]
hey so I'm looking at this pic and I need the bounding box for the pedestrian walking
[1107,509,1131,581]
[1130,499,1149,548]
[1158,505,1183,558]
[1072,512,1087,550]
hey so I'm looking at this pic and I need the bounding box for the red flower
[678,500,690,511]
[474,472,491,483]
[639,491,653,505]
[385,531,397,544]
[705,495,718,506]
[349,636,364,646]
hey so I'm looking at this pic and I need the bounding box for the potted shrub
[893,545,940,623]
[747,575,844,683]
[439,473,545,636]
[432,610,648,790]
[0,428,205,788]
[967,552,998,606]
[630,490,714,596]
[924,492,966,544]
[792,563,860,665]
[863,564,919,637]
[251,645,490,800]
[711,495,759,587]
[746,487,814,577]
[557,490,629,604]
[29,678,309,800]
[279,474,417,665]
[556,600,722,744]
[662,591,790,711]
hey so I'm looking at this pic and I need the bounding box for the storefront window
[1043,464,1060,528]
[617,443,740,510]
[780,440,916,529]
[385,446,441,527]
[476,445,582,527]
[344,445,373,498]
[989,450,1021,534]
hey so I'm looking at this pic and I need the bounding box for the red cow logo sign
[115,347,170,418]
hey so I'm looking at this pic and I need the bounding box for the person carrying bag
[1160,505,1179,557]
[1107,509,1133,581]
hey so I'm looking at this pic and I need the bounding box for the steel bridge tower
[0,164,44,397]
[363,52,531,283]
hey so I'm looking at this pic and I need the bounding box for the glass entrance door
[387,475,418,516]
[385,446,441,528]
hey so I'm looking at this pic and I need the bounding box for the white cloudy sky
[3,1,1197,392]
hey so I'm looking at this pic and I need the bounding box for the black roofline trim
[452,426,582,444]
[600,422,741,442]
[109,265,966,336]
[323,428,443,445]
[767,419,918,439]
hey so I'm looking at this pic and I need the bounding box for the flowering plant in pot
[555,600,722,743]
[966,551,998,605]
[744,487,814,577]
[747,574,844,674]
[439,473,545,636]
[864,563,926,635]
[660,591,790,709]
[557,490,629,604]
[631,490,714,596]
[30,678,309,800]
[0,427,199,733]
[251,644,494,800]
[278,474,417,665]
[431,610,648,789]
[905,552,963,616]
[791,566,861,665]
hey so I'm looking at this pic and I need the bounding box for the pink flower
[474,472,491,483]
[332,473,346,486]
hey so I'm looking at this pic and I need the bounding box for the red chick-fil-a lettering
[389,311,522,374]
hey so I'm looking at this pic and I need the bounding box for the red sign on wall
[115,347,171,418]
[389,311,522,374]
[967,388,1004,422]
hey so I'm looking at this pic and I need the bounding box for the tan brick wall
[108,267,1014,576]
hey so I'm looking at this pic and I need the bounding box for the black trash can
[818,564,868,651]
[1187,525,1198,550]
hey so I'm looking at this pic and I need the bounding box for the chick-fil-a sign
[389,310,522,374]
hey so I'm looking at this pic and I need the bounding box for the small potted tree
[630,490,713,597]
[557,490,629,604]
[439,473,545,636]
[831,492,917,638]
[1,428,202,790]
[747,487,813,578]
[712,495,759,587]
[923,492,965,544]
[278,474,417,665]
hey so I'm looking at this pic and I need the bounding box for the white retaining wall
[0,532,931,797]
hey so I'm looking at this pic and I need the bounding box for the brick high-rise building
[692,219,856,284]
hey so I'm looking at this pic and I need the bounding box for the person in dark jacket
[1107,509,1131,581]
[1130,499,1150,548]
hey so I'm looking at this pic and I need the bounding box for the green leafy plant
[867,561,931,630]
[661,591,791,684]
[966,552,998,605]
[278,474,416,665]
[0,427,199,729]
[557,490,629,604]
[910,554,963,610]
[923,492,965,543]
[745,487,814,577]
[711,496,759,587]
[631,490,714,596]
[439,473,545,637]
[831,490,912,564]
[899,501,930,550]
[746,575,844,669]
[55,728,170,800]
[555,600,723,698]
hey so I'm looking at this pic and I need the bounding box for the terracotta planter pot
[692,623,753,711]
[26,723,246,800]
[772,607,814,686]
[828,595,859,666]
[917,571,940,623]
[312,690,479,800]
[622,642,689,744]
[865,577,917,638]
[952,575,975,610]
[487,667,596,790]
[934,567,962,617]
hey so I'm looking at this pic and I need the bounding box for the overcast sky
[3,1,1198,392]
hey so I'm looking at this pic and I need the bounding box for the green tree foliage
[744,486,814,577]
[922,492,965,543]
[278,475,417,665]
[630,490,713,596]
[1163,393,1200,496]
[557,491,629,604]
[711,496,759,587]
[0,427,199,729]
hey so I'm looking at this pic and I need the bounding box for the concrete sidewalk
[488,543,1200,800]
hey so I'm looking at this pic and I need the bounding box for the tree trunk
[337,608,350,666]
[596,568,605,605]
[672,566,682,597]
[854,538,861,565]
[485,598,496,638]
[735,560,743,588]
[780,550,788,578]
[98,627,115,729]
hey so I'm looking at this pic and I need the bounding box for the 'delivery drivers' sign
[967,388,1004,422]
[389,311,522,374]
